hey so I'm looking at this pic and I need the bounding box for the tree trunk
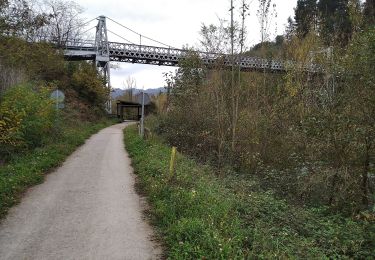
[329,171,339,206]
[361,141,371,208]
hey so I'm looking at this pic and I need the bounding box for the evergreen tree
[363,0,375,26]
[294,0,318,37]
[318,0,353,46]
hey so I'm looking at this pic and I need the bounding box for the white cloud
[110,64,176,89]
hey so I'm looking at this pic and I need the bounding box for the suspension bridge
[63,16,290,70]
[61,16,318,73]
[53,16,319,112]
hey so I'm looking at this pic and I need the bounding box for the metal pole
[54,88,60,130]
[230,0,235,152]
[56,88,59,110]
[106,63,112,113]
[230,0,234,67]
[140,88,145,138]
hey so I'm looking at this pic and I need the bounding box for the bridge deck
[63,41,319,73]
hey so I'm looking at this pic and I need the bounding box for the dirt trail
[0,123,161,260]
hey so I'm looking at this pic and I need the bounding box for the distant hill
[111,88,126,99]
[134,93,152,105]
[111,87,166,99]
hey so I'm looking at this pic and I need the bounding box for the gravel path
[0,123,161,260]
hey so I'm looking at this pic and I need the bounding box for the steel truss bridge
[64,39,291,72]
[58,16,319,112]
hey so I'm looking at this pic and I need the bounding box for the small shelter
[116,100,151,121]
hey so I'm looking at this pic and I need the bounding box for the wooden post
[169,147,177,181]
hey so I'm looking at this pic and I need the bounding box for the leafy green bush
[0,37,65,87]
[70,62,109,112]
[0,84,55,157]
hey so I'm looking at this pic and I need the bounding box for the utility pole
[230,0,236,153]
[230,0,234,67]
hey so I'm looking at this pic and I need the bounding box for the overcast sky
[75,0,297,89]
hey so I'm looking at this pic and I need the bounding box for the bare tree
[232,0,249,152]
[0,0,50,40]
[199,19,231,54]
[257,0,277,44]
[124,76,136,102]
[198,2,249,158]
[257,0,277,104]
[39,0,84,45]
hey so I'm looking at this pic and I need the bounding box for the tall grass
[124,125,375,259]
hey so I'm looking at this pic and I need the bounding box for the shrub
[0,84,55,158]
[70,62,109,112]
[124,125,375,258]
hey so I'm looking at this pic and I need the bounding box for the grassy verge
[124,125,375,259]
[0,118,115,219]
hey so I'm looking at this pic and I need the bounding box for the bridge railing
[61,40,321,73]
[106,41,288,71]
[62,40,96,50]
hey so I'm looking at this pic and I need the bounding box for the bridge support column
[95,15,112,114]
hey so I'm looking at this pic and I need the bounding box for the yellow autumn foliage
[0,105,25,147]
[0,84,55,156]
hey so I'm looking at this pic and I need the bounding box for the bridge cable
[55,24,96,44]
[79,17,100,29]
[107,29,135,45]
[64,17,100,32]
[81,26,97,35]
[106,17,175,48]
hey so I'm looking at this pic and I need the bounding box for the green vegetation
[125,125,375,259]
[157,2,375,216]
[134,1,375,257]
[0,116,113,218]
[0,84,55,157]
[0,0,114,219]
[1,0,374,257]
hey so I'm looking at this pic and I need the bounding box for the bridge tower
[95,16,112,113]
